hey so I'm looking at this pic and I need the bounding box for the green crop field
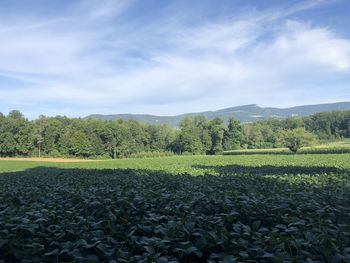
[1,154,350,262]
[224,140,350,155]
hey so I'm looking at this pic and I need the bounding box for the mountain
[85,102,350,126]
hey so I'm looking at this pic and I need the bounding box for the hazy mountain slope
[86,102,350,126]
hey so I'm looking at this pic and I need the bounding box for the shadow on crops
[1,163,349,181]
[192,164,349,177]
[1,166,350,262]
[1,164,348,192]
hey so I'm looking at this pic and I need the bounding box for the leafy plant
[279,128,317,153]
[0,154,350,261]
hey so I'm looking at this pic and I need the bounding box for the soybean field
[0,154,350,262]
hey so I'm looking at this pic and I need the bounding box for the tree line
[0,110,349,158]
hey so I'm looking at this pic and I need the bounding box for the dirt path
[0,157,100,163]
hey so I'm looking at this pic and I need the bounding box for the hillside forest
[0,110,349,158]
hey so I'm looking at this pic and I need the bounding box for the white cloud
[0,0,349,118]
[253,21,350,72]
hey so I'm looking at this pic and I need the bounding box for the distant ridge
[85,102,350,126]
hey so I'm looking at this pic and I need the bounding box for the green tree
[95,121,118,158]
[208,118,226,154]
[242,124,264,149]
[8,110,24,119]
[0,111,34,156]
[281,117,305,130]
[178,117,204,154]
[280,127,316,153]
[148,124,176,152]
[34,119,43,157]
[223,118,242,150]
[67,130,94,157]
[194,116,212,153]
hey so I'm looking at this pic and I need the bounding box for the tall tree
[242,124,264,149]
[194,116,211,153]
[223,118,242,150]
[178,117,204,154]
[67,130,94,157]
[208,118,226,154]
[0,111,34,156]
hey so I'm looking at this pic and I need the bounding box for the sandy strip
[0,157,100,163]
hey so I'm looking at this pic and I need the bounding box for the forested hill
[86,102,350,126]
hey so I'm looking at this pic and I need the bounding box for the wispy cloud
[0,0,349,118]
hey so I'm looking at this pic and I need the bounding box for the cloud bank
[0,0,349,118]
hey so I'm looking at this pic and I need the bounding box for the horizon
[2,100,350,120]
[1,0,350,119]
[86,100,350,117]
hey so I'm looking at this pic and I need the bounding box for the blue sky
[0,0,349,118]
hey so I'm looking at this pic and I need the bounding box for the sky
[0,0,349,118]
